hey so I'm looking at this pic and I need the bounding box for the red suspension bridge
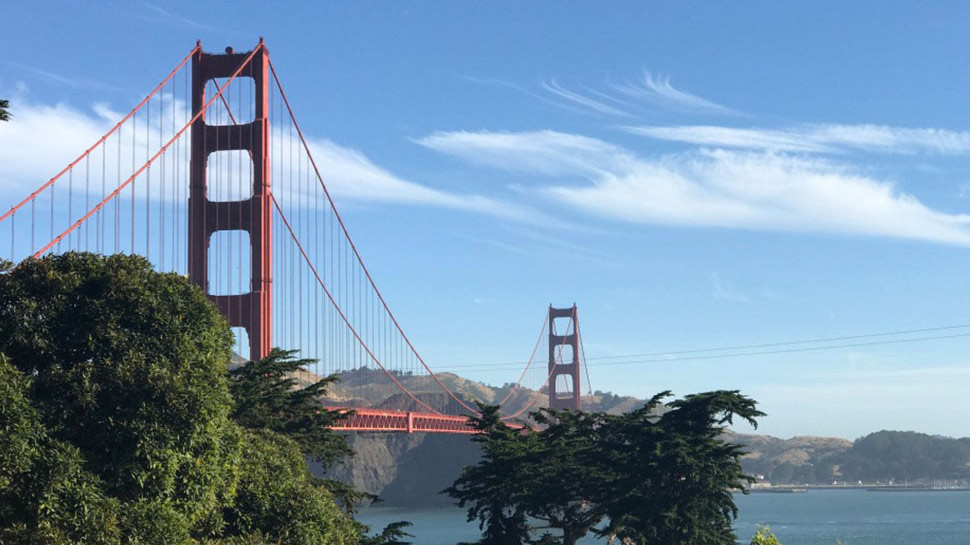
[0,41,591,434]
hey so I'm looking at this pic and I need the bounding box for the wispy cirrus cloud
[301,137,550,225]
[417,130,970,246]
[627,124,970,155]
[465,70,733,118]
[139,1,212,30]
[539,79,631,117]
[612,72,737,115]
[3,62,124,93]
[462,75,598,116]
[416,130,630,177]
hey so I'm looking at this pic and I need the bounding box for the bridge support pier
[548,305,581,411]
[188,43,272,360]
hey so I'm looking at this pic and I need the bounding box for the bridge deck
[327,407,477,434]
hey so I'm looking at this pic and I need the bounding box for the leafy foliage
[839,430,970,482]
[0,356,121,544]
[0,253,365,544]
[228,348,387,527]
[0,253,238,534]
[230,348,352,469]
[602,391,764,545]
[446,405,535,545]
[221,428,358,545]
[750,525,782,545]
[358,520,413,545]
[448,391,764,545]
[0,99,9,121]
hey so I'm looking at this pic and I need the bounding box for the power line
[584,331,970,368]
[585,323,970,361]
[439,323,970,373]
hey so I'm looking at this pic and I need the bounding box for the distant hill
[726,431,852,484]
[729,430,970,485]
[289,367,970,502]
[306,369,644,503]
[838,430,970,482]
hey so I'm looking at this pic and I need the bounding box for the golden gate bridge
[0,40,590,433]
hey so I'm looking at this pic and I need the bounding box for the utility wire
[580,331,970,368]
[440,323,970,372]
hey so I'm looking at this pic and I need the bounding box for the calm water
[357,489,970,544]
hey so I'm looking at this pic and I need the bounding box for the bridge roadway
[327,407,477,434]
[327,407,527,434]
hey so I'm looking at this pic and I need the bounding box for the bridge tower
[188,42,272,360]
[548,304,581,411]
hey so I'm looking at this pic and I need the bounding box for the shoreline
[746,484,970,493]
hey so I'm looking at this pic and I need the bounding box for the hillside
[726,431,852,484]
[299,369,970,503]
[303,369,646,503]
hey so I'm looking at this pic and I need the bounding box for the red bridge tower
[548,304,582,411]
[188,42,272,360]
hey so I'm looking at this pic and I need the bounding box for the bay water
[358,489,970,544]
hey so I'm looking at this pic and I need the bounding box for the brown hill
[725,430,852,483]
[299,367,852,501]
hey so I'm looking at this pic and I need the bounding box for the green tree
[839,430,970,482]
[521,409,612,545]
[750,525,782,545]
[358,521,413,545]
[448,406,615,545]
[228,349,409,543]
[0,253,239,536]
[0,356,121,544]
[220,428,358,545]
[0,253,363,544]
[446,405,536,545]
[601,391,763,545]
[0,99,9,121]
[448,391,763,545]
[230,348,352,468]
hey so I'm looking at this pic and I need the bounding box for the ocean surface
[357,489,970,544]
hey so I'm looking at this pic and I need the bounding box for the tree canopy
[0,253,363,544]
[0,99,9,121]
[447,391,764,545]
[229,348,352,471]
[839,430,970,482]
[0,253,239,536]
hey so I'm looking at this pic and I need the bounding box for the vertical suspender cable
[115,125,120,253]
[100,138,106,253]
[84,156,90,250]
[130,106,136,254]
[146,96,151,261]
[160,88,166,270]
[67,170,73,250]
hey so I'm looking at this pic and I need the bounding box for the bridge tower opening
[188,42,272,360]
[548,304,581,411]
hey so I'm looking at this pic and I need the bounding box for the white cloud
[612,72,736,115]
[418,130,970,246]
[627,124,970,155]
[0,99,551,226]
[0,101,115,193]
[466,71,732,118]
[539,79,630,117]
[139,1,212,30]
[416,130,633,178]
[3,62,125,92]
[301,137,547,224]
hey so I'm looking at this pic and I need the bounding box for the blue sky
[4,1,970,439]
